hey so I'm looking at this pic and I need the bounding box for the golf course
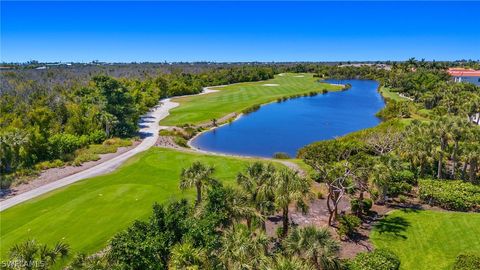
[160,73,342,126]
[0,148,267,261]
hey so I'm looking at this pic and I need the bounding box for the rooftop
[448,68,480,77]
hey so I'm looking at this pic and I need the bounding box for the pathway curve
[0,88,218,212]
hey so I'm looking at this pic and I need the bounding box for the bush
[338,214,361,238]
[34,159,65,170]
[351,198,373,215]
[453,254,480,270]
[174,137,188,147]
[48,133,82,159]
[72,152,100,166]
[273,152,291,159]
[88,130,107,144]
[348,249,400,270]
[418,179,480,211]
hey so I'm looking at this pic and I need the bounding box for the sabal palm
[284,226,341,270]
[262,254,314,270]
[237,162,276,229]
[9,239,69,270]
[169,242,205,270]
[219,224,269,270]
[274,168,313,237]
[179,161,215,206]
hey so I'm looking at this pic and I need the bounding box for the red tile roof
[448,68,480,77]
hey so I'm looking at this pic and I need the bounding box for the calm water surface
[191,79,384,157]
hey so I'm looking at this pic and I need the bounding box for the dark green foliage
[351,198,373,215]
[109,200,191,269]
[338,214,361,238]
[347,249,400,270]
[453,254,480,270]
[376,100,411,120]
[418,179,480,211]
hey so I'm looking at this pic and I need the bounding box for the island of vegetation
[1,59,479,270]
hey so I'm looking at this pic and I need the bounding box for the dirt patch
[0,141,140,200]
[155,136,185,150]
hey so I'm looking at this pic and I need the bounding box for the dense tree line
[0,66,275,182]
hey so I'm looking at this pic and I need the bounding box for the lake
[190,79,385,157]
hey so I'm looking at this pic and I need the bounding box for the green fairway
[379,86,408,101]
[0,148,265,262]
[370,210,480,270]
[160,73,342,126]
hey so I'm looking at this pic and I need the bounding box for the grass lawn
[160,73,342,126]
[370,209,480,270]
[0,148,269,264]
[379,86,408,102]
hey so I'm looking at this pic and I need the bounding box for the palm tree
[219,224,269,270]
[284,226,341,270]
[274,168,313,237]
[430,118,454,179]
[237,162,276,230]
[169,242,205,270]
[97,112,118,138]
[179,161,216,206]
[262,254,314,270]
[9,239,69,270]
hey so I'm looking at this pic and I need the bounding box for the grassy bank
[160,73,342,126]
[370,210,480,270]
[0,148,268,263]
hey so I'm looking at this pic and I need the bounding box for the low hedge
[347,249,400,270]
[418,179,480,211]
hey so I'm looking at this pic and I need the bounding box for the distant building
[448,68,480,86]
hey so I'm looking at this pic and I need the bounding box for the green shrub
[273,152,291,159]
[453,254,480,270]
[34,159,65,170]
[0,174,15,189]
[103,138,132,147]
[48,133,82,159]
[73,152,100,166]
[174,137,188,147]
[347,249,400,270]
[338,214,361,238]
[317,191,324,199]
[351,198,373,215]
[88,130,107,144]
[418,179,480,211]
[376,100,411,120]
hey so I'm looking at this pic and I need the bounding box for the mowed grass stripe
[0,148,269,263]
[160,73,342,126]
[370,210,480,270]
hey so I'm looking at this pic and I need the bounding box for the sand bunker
[278,73,285,76]
[293,75,305,77]
[263,84,279,87]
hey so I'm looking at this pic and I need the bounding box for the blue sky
[1,1,479,62]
